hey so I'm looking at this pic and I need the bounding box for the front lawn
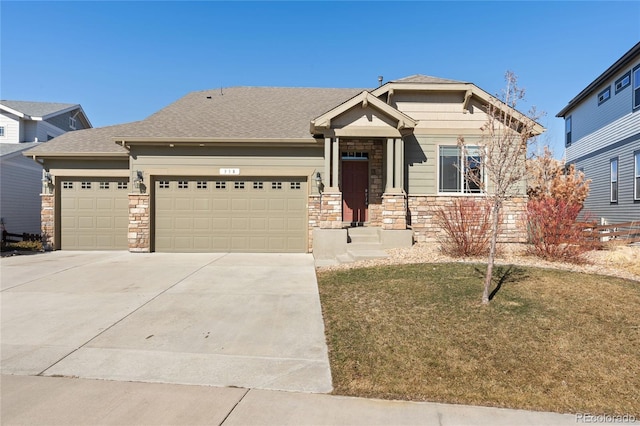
[317,263,640,416]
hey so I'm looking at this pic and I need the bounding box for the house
[25,75,543,255]
[1,101,91,234]
[557,42,640,224]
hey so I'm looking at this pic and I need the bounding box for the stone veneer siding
[319,192,343,229]
[128,194,150,252]
[41,194,55,250]
[308,194,320,252]
[408,196,528,243]
[382,193,408,230]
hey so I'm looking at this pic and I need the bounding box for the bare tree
[459,71,544,304]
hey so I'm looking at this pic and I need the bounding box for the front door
[342,160,369,224]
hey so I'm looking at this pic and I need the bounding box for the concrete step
[346,249,389,262]
[346,242,385,251]
[336,253,355,264]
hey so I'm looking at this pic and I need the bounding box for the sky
[2,1,639,157]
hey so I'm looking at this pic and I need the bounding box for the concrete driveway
[1,251,332,393]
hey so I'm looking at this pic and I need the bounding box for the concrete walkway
[1,251,331,392]
[1,375,580,425]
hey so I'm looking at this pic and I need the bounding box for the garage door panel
[60,179,129,250]
[155,177,306,252]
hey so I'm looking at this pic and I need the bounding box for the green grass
[317,263,640,416]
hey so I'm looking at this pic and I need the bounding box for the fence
[582,221,640,244]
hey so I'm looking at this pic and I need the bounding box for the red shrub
[435,198,492,257]
[527,198,595,263]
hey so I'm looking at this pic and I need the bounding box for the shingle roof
[27,87,362,155]
[26,123,139,155]
[1,100,78,118]
[0,142,42,157]
[391,74,466,84]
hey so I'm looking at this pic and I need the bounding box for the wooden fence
[582,221,640,244]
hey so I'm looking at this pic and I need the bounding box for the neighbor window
[633,64,640,110]
[615,71,631,93]
[69,117,76,130]
[565,116,572,147]
[439,145,483,194]
[598,86,611,105]
[635,151,640,201]
[610,158,618,203]
[0,126,5,137]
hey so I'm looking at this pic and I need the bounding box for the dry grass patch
[317,263,640,416]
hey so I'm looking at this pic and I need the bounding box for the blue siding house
[557,42,640,224]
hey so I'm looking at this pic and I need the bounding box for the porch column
[385,138,394,191]
[324,137,331,188]
[331,137,340,189]
[394,137,404,190]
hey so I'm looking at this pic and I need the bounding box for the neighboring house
[26,75,543,255]
[0,101,91,234]
[557,42,640,224]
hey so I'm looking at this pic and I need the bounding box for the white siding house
[557,42,640,224]
[0,101,91,235]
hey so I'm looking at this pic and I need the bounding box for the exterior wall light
[315,171,323,192]
[134,170,144,189]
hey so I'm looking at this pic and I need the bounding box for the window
[178,181,188,189]
[272,182,283,190]
[196,181,207,189]
[290,182,301,190]
[99,182,109,190]
[597,86,611,105]
[439,145,483,194]
[215,181,226,189]
[633,64,640,110]
[69,117,76,130]
[63,182,73,189]
[610,158,618,203]
[118,182,128,190]
[615,71,631,93]
[234,181,245,189]
[158,181,169,189]
[565,116,572,147]
[81,182,92,189]
[0,126,5,137]
[635,151,640,201]
[253,181,263,189]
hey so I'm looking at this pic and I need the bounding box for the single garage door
[155,177,307,252]
[60,178,129,250]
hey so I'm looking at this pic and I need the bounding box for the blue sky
[2,1,639,156]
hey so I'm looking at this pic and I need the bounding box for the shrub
[527,198,595,263]
[435,198,492,257]
[1,240,43,252]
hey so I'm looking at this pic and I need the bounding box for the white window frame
[633,64,640,110]
[565,116,572,147]
[634,151,640,201]
[610,157,618,203]
[69,117,76,130]
[438,145,485,195]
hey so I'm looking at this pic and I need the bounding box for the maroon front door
[342,161,369,223]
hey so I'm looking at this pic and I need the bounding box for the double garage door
[155,177,307,252]
[60,176,308,252]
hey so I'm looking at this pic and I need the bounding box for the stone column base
[382,193,407,230]
[320,191,343,229]
[128,194,150,252]
[41,194,55,250]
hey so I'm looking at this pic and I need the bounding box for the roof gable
[310,91,417,137]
